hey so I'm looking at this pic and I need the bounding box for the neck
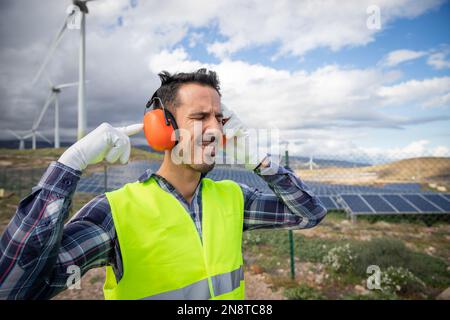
[156,153,201,204]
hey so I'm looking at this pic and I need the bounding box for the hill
[296,157,450,186]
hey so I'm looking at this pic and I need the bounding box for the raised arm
[241,157,327,231]
[0,162,117,299]
[0,123,142,299]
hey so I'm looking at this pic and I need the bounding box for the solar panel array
[76,161,273,194]
[76,160,450,215]
[338,193,450,215]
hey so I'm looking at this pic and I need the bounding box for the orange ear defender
[143,93,228,151]
[143,96,179,151]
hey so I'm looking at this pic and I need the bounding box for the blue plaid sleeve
[241,156,327,231]
[0,162,116,300]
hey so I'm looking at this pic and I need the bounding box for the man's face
[171,83,223,173]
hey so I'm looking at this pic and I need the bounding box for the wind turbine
[298,153,319,170]
[7,129,51,150]
[34,77,80,148]
[29,91,54,150]
[307,154,319,171]
[32,0,97,141]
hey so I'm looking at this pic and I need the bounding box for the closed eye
[189,112,208,119]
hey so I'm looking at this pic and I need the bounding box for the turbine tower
[308,154,319,171]
[35,77,80,148]
[8,130,27,150]
[76,0,89,140]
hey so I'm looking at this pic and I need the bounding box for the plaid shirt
[0,158,327,299]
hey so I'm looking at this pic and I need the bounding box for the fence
[0,167,46,199]
[0,153,449,300]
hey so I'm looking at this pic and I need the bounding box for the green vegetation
[341,291,399,300]
[243,228,449,299]
[350,238,448,287]
[284,284,326,300]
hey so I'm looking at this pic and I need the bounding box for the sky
[0,0,449,163]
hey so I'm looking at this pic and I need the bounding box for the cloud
[380,49,427,67]
[377,77,450,108]
[361,140,450,162]
[427,51,450,70]
[0,0,448,161]
[147,48,450,161]
[150,48,450,128]
[380,47,450,70]
[283,135,450,163]
[206,0,445,59]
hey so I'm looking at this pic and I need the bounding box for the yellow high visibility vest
[103,176,245,300]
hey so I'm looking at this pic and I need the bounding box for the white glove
[58,122,143,171]
[221,103,267,170]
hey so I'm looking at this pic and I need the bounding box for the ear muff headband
[143,92,229,152]
[143,95,179,151]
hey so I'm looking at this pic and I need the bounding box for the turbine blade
[7,129,21,139]
[36,132,52,144]
[31,11,75,85]
[44,73,54,88]
[33,92,55,130]
[54,81,79,89]
[55,79,90,90]
[23,132,34,139]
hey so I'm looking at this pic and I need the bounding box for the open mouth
[200,137,217,156]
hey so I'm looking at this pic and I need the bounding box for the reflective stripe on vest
[141,265,244,300]
[211,265,244,296]
[142,278,211,300]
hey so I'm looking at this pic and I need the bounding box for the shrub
[352,238,448,288]
[284,284,326,300]
[321,238,441,295]
[342,291,399,300]
[381,266,426,294]
[351,238,410,276]
[243,232,265,246]
[322,243,357,273]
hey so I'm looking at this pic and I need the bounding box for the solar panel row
[339,193,450,214]
[318,196,341,210]
[75,161,450,216]
[77,161,430,196]
[305,182,428,196]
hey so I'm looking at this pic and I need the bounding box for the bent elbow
[299,205,328,229]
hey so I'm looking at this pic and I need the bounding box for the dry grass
[0,147,162,169]
[297,157,450,187]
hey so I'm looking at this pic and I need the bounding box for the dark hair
[154,68,221,111]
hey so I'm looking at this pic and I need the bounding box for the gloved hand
[221,103,267,170]
[58,122,143,171]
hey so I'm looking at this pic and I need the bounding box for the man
[0,69,327,300]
